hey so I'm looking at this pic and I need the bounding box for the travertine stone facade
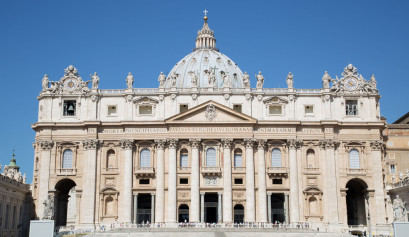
[32,15,391,235]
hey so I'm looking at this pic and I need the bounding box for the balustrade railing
[57,168,77,175]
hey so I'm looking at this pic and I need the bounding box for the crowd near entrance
[271,193,285,223]
[178,204,189,222]
[136,194,152,224]
[204,193,218,223]
[233,204,244,223]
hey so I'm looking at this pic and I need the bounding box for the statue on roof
[286,72,294,89]
[42,74,49,91]
[322,71,331,89]
[170,72,178,87]
[256,71,264,89]
[188,71,198,87]
[220,71,231,88]
[158,72,166,88]
[126,72,134,89]
[242,72,250,88]
[90,72,99,89]
[205,68,216,88]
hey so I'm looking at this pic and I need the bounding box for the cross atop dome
[195,10,217,51]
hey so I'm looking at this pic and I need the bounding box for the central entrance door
[204,193,218,223]
[271,193,285,223]
[137,194,151,223]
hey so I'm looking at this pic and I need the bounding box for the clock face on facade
[64,78,78,91]
[345,77,358,91]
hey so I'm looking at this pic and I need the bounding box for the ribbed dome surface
[165,49,244,89]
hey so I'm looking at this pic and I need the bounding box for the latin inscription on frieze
[125,128,168,133]
[169,127,252,133]
[301,128,322,134]
[255,128,296,133]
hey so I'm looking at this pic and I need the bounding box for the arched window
[206,148,216,167]
[349,149,360,169]
[271,148,282,167]
[309,196,318,216]
[106,150,116,168]
[306,149,315,168]
[62,149,73,169]
[234,149,242,167]
[105,196,114,216]
[180,149,188,167]
[140,149,151,168]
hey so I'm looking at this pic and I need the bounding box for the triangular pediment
[165,100,257,124]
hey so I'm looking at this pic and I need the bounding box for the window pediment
[133,96,159,105]
[263,96,288,105]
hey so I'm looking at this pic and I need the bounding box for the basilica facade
[32,15,391,235]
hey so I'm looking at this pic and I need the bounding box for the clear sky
[0,0,408,183]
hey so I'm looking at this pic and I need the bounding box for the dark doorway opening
[178,204,189,222]
[346,179,367,226]
[234,204,244,223]
[271,193,285,223]
[204,193,218,223]
[54,179,76,227]
[137,194,151,223]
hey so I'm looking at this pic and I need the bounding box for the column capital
[167,138,178,149]
[120,139,134,150]
[318,139,339,150]
[200,192,206,196]
[287,139,302,149]
[221,138,233,149]
[257,139,267,150]
[370,140,385,151]
[39,140,54,150]
[244,138,256,149]
[82,139,99,150]
[154,139,166,149]
[189,138,201,149]
[151,192,156,196]
[217,192,223,195]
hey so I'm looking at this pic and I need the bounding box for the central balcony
[267,167,288,177]
[57,168,77,176]
[201,166,222,176]
[346,168,367,176]
[134,167,155,177]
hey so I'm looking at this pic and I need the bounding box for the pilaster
[119,139,134,222]
[38,141,54,220]
[221,138,233,223]
[189,138,201,222]
[257,139,268,223]
[154,139,166,223]
[244,139,255,222]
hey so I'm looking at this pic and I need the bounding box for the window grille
[349,149,360,169]
[346,100,358,116]
[271,148,282,167]
[62,149,73,169]
[206,148,216,167]
[140,149,151,168]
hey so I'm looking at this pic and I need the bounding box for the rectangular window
[234,178,243,185]
[346,100,358,116]
[269,105,282,115]
[179,104,188,113]
[63,100,76,116]
[139,179,150,185]
[233,104,242,113]
[108,105,117,116]
[273,179,283,184]
[390,165,396,174]
[305,105,314,115]
[179,178,189,184]
[139,105,152,115]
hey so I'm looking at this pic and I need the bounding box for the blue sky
[0,1,408,182]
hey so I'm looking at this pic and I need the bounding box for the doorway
[204,193,218,223]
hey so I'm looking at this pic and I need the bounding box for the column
[244,139,255,222]
[38,141,53,220]
[267,193,272,223]
[321,139,339,224]
[189,139,201,222]
[120,139,134,223]
[154,139,166,223]
[218,192,222,223]
[133,194,138,224]
[370,141,387,225]
[284,193,289,223]
[75,191,82,225]
[222,139,233,223]
[151,193,155,223]
[201,192,205,222]
[90,95,98,120]
[81,139,99,226]
[167,139,178,225]
[257,140,267,223]
[287,139,300,223]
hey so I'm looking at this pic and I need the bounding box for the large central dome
[165,15,244,89]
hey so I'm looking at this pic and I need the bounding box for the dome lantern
[195,10,217,52]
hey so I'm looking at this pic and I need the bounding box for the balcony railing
[232,167,246,173]
[134,167,155,176]
[201,166,222,175]
[102,168,119,175]
[267,167,288,177]
[303,167,320,174]
[57,168,77,176]
[346,168,366,175]
[178,167,191,173]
